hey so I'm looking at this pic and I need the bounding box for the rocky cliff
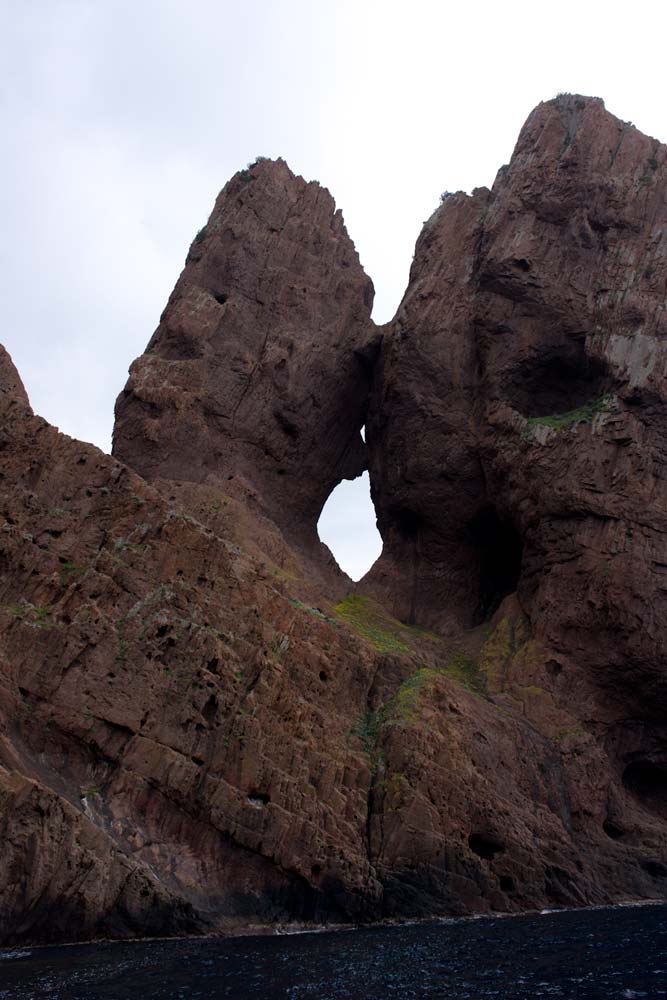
[1,95,666,945]
[112,157,377,577]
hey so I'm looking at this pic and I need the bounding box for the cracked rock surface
[2,96,667,944]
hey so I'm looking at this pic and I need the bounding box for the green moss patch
[439,650,487,694]
[386,668,434,724]
[525,395,613,433]
[334,595,439,655]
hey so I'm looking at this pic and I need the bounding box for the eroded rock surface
[113,158,377,569]
[2,96,667,944]
[366,95,667,713]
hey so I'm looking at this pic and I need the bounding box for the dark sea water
[1,903,666,1000]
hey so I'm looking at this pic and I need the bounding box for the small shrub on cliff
[290,598,335,624]
[80,786,103,798]
[349,709,385,772]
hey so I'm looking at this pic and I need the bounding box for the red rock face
[113,158,377,566]
[366,95,667,707]
[1,96,667,945]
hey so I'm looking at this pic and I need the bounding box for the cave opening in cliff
[468,506,523,624]
[468,832,505,860]
[622,758,667,812]
[317,458,382,581]
[505,348,611,419]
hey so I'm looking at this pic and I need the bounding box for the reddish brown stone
[113,157,377,571]
[1,96,666,945]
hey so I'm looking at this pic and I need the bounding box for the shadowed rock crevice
[623,759,667,814]
[468,833,505,860]
[467,506,523,625]
[503,348,613,419]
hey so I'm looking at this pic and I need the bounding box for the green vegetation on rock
[334,594,438,655]
[349,708,385,771]
[290,598,336,624]
[80,786,103,798]
[8,604,58,629]
[525,395,613,433]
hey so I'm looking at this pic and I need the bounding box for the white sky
[3,0,666,579]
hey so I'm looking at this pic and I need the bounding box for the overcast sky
[3,1,666,579]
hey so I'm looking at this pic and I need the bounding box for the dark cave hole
[643,859,667,879]
[603,818,625,840]
[386,506,425,625]
[274,408,300,439]
[248,791,270,807]
[212,291,228,305]
[623,759,667,810]
[468,506,523,624]
[392,507,422,540]
[202,695,218,724]
[468,832,505,860]
[499,875,515,892]
[319,670,328,682]
[504,349,612,419]
[353,335,382,378]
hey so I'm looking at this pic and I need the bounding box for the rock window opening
[468,506,523,625]
[317,453,382,581]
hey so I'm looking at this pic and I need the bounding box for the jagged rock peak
[0,345,30,411]
[113,156,378,558]
[364,90,667,711]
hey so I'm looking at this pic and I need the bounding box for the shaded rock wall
[365,95,667,717]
